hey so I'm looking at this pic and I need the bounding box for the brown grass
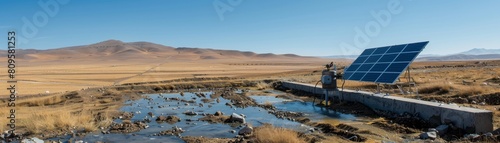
[18,108,98,134]
[254,124,305,143]
[419,83,454,95]
[263,101,273,107]
[455,86,485,97]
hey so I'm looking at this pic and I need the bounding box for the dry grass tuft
[20,109,96,134]
[256,82,270,90]
[419,83,454,95]
[254,124,305,143]
[456,86,484,97]
[263,101,273,108]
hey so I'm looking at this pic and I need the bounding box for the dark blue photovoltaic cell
[344,41,428,84]
[395,52,419,62]
[372,46,390,55]
[403,41,428,52]
[371,63,390,72]
[352,56,368,64]
[343,72,353,79]
[377,73,401,83]
[365,55,382,63]
[386,45,406,53]
[360,48,376,56]
[357,64,374,71]
[361,73,382,82]
[378,54,398,62]
[345,64,361,72]
[350,73,366,80]
[386,62,410,72]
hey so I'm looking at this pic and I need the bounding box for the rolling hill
[2,40,315,62]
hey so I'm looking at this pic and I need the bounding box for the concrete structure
[282,81,493,133]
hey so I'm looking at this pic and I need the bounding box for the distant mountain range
[418,48,500,61]
[457,48,500,55]
[322,48,500,61]
[0,40,314,62]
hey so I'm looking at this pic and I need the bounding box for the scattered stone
[158,126,184,136]
[109,120,149,133]
[20,137,44,143]
[419,131,437,140]
[465,134,480,140]
[183,110,198,116]
[228,113,245,123]
[156,115,181,124]
[148,112,154,117]
[214,111,223,116]
[238,125,253,136]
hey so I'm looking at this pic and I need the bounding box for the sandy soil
[1,58,500,142]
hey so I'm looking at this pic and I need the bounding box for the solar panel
[344,41,429,84]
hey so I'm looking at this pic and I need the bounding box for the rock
[229,113,246,123]
[230,130,236,133]
[156,115,181,124]
[419,131,437,140]
[20,137,44,143]
[484,132,493,137]
[148,112,154,117]
[435,125,449,136]
[214,111,223,116]
[428,128,438,133]
[238,125,253,136]
[173,126,184,133]
[75,140,84,143]
[465,134,480,139]
[183,111,198,116]
[156,116,167,121]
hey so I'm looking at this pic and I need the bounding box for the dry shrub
[254,124,305,143]
[96,111,113,128]
[263,101,273,107]
[256,82,270,90]
[419,83,454,95]
[16,94,67,107]
[21,109,96,134]
[456,86,484,97]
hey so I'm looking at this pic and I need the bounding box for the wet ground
[47,90,358,143]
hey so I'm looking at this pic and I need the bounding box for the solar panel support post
[325,90,329,107]
[407,67,412,96]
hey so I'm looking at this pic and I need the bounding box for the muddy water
[50,91,357,143]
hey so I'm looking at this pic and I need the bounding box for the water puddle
[49,91,357,143]
[250,95,356,121]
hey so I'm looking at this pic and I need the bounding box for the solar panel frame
[344,41,429,84]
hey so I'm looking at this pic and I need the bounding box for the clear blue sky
[1,0,499,56]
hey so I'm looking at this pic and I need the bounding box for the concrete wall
[282,81,493,134]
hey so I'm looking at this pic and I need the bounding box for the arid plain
[1,40,500,142]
